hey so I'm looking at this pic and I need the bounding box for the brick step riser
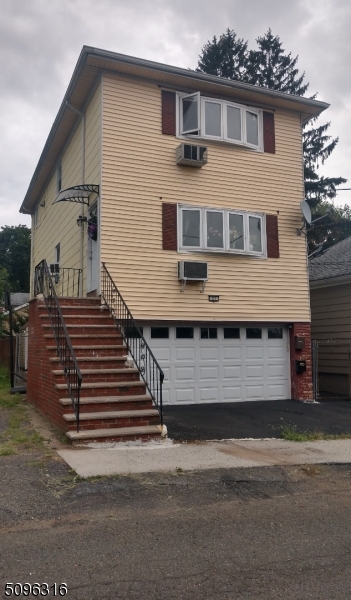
[56,360,129,370]
[39,307,110,317]
[43,326,119,335]
[58,299,101,306]
[47,349,126,359]
[54,372,141,384]
[63,401,154,413]
[72,433,161,444]
[45,337,124,346]
[78,385,147,397]
[40,316,115,326]
[67,416,160,431]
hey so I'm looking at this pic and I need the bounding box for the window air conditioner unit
[176,144,207,167]
[178,261,208,292]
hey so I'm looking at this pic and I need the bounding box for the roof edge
[20,45,330,214]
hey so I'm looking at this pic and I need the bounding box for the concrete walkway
[58,437,351,477]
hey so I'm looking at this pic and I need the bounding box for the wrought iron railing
[34,260,82,431]
[101,263,164,424]
[48,265,82,298]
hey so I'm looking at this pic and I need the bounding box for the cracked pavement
[1,453,351,599]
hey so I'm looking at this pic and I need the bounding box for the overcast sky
[1,0,350,228]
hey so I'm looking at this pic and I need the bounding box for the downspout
[66,101,85,296]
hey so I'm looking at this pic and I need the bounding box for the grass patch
[279,423,351,442]
[0,367,47,456]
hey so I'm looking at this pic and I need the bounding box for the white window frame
[205,209,225,250]
[178,93,263,151]
[180,207,202,250]
[180,92,201,136]
[178,204,266,257]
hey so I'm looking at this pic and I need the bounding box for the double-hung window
[180,205,265,256]
[179,93,262,150]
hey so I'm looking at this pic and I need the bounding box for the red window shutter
[263,112,275,154]
[162,91,176,136]
[266,215,280,258]
[162,203,177,250]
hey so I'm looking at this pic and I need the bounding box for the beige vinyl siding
[31,81,101,296]
[311,283,351,339]
[101,73,309,322]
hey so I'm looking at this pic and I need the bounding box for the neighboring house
[10,293,30,307]
[20,47,328,441]
[310,236,351,396]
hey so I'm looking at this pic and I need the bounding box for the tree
[246,29,309,95]
[197,29,348,251]
[197,29,249,81]
[0,225,31,292]
[307,202,351,254]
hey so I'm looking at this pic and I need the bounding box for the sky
[1,0,351,228]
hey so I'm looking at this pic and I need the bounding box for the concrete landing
[58,438,351,478]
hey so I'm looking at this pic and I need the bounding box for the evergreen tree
[246,29,309,95]
[197,29,347,251]
[197,29,249,81]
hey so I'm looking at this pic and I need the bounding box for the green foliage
[0,225,31,293]
[197,28,348,251]
[247,29,309,95]
[198,28,249,81]
[279,423,351,442]
[308,202,351,253]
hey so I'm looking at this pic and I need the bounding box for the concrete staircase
[40,298,162,444]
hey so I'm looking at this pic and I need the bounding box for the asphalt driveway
[163,399,351,440]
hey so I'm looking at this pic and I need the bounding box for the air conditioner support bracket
[180,280,207,293]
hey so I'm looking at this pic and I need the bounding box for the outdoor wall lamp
[76,215,88,227]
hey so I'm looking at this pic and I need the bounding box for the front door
[87,201,99,293]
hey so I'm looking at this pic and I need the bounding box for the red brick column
[289,323,313,402]
[27,297,66,431]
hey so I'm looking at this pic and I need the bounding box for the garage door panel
[151,347,171,361]
[266,383,289,398]
[199,347,219,361]
[162,389,171,404]
[223,386,243,400]
[246,365,264,378]
[267,346,286,359]
[175,347,195,361]
[175,367,195,381]
[200,366,219,380]
[199,387,219,402]
[223,366,242,379]
[223,347,242,360]
[175,388,195,403]
[144,324,290,405]
[160,367,171,381]
[246,385,265,400]
[267,364,286,378]
[245,346,264,359]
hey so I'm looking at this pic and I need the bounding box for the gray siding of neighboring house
[310,282,351,395]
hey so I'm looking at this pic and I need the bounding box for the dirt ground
[1,395,351,599]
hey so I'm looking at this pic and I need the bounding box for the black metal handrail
[34,260,82,431]
[101,263,164,424]
[48,265,82,298]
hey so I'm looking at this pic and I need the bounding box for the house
[310,236,351,397]
[20,46,328,442]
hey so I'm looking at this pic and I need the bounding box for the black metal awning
[53,184,99,205]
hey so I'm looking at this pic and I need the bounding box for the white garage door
[143,324,290,405]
